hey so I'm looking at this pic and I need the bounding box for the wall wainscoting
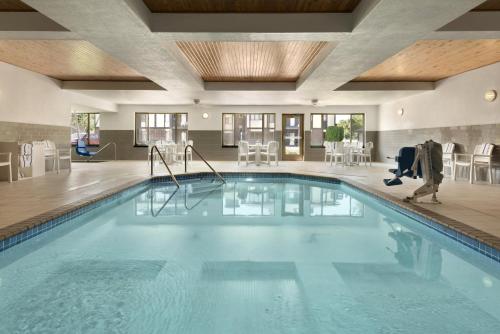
[72,130,147,161]
[0,121,70,148]
[80,130,339,162]
[374,123,500,163]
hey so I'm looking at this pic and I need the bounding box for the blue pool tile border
[1,172,499,264]
[0,179,150,253]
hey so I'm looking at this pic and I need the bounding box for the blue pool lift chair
[75,140,98,159]
[75,140,117,161]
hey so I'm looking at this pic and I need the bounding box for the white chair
[237,141,255,166]
[261,141,279,166]
[0,152,12,182]
[330,141,345,166]
[324,141,333,163]
[454,143,495,184]
[186,140,193,162]
[44,140,71,173]
[165,144,177,164]
[175,143,185,162]
[56,147,72,173]
[175,140,193,163]
[43,140,57,172]
[356,141,374,166]
[442,142,455,177]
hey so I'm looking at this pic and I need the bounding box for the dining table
[248,143,268,166]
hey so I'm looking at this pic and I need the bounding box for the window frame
[134,112,188,147]
[71,112,100,147]
[309,113,365,148]
[221,113,276,148]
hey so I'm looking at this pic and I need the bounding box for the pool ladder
[150,145,180,187]
[150,144,226,187]
[184,144,225,184]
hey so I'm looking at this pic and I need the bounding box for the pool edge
[1,172,499,263]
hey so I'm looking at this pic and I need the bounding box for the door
[281,114,304,161]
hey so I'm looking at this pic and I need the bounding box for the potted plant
[325,125,344,144]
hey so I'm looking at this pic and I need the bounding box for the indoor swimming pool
[0,174,499,333]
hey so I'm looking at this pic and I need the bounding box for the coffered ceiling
[176,41,329,82]
[355,39,500,82]
[0,0,497,105]
[0,40,147,81]
[143,0,361,13]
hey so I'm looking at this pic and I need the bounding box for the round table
[248,143,268,166]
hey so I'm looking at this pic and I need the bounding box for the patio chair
[237,141,255,166]
[45,140,71,173]
[324,141,333,163]
[442,142,455,177]
[355,141,374,166]
[261,141,279,166]
[43,140,57,172]
[56,147,72,173]
[0,152,12,182]
[331,141,345,166]
[186,140,193,162]
[454,143,494,184]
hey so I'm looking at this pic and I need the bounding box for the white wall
[101,104,378,131]
[0,62,116,127]
[378,62,500,131]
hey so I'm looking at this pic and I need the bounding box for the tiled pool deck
[1,161,499,260]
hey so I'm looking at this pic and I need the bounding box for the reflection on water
[223,183,277,216]
[309,186,364,217]
[134,179,365,218]
[386,219,443,280]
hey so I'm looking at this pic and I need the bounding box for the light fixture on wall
[193,98,208,119]
[484,90,497,102]
[397,108,404,117]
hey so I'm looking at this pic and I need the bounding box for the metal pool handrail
[88,142,117,161]
[184,144,225,184]
[150,145,180,188]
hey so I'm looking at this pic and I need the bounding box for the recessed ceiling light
[202,112,209,119]
[397,108,404,116]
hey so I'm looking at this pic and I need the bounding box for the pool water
[0,176,499,333]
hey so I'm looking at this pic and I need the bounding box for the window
[222,113,276,146]
[71,113,100,145]
[135,113,188,146]
[310,113,365,147]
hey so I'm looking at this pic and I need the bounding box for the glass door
[281,114,304,161]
